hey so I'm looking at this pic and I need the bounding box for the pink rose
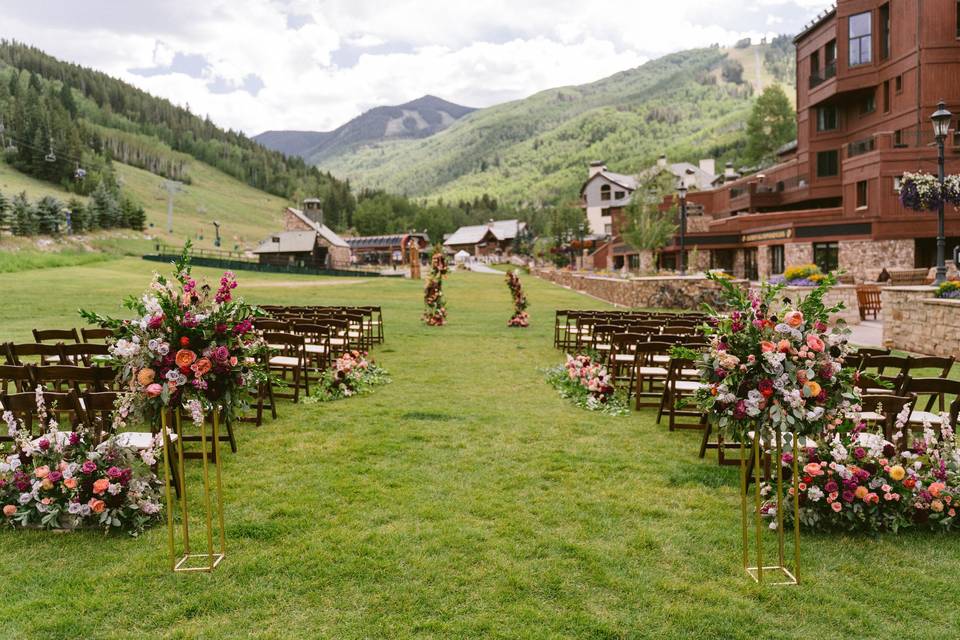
[145,383,163,398]
[760,341,775,353]
[831,501,842,512]
[805,334,825,352]
[784,311,804,328]
[2,505,16,517]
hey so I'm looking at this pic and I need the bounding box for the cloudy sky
[2,0,829,135]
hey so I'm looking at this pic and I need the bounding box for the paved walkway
[466,262,502,274]
[849,319,883,347]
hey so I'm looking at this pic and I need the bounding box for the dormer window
[600,184,611,201]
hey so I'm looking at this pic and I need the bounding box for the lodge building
[587,0,960,282]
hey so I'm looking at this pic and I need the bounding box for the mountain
[255,94,476,163]
[316,40,795,206]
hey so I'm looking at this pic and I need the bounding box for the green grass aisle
[0,262,959,638]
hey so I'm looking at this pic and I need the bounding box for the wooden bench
[885,268,930,285]
[856,285,882,320]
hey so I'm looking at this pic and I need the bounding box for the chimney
[699,159,716,177]
[302,197,324,227]
[724,161,737,178]
[588,160,607,178]
[657,154,668,169]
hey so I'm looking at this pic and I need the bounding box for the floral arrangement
[1,389,163,535]
[545,354,628,416]
[898,171,960,212]
[690,273,859,442]
[80,243,268,428]
[505,270,529,327]
[768,264,825,287]
[423,247,448,326]
[764,407,960,533]
[935,280,960,299]
[307,350,390,402]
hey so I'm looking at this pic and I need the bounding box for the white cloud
[0,0,828,135]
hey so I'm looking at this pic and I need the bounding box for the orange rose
[191,357,213,377]
[34,465,50,479]
[855,486,869,499]
[2,504,16,517]
[760,341,776,353]
[137,368,156,386]
[777,339,791,353]
[175,349,197,369]
[784,311,804,328]
[64,478,78,490]
[929,482,945,497]
[92,479,110,495]
[804,381,821,398]
[88,499,106,514]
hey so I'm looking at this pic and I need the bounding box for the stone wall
[882,286,960,357]
[784,242,812,266]
[839,239,913,283]
[533,268,860,324]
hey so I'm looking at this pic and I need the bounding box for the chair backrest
[255,319,290,332]
[906,355,954,379]
[899,376,960,413]
[59,342,111,367]
[0,364,34,394]
[0,388,84,440]
[5,342,63,365]
[80,327,114,343]
[82,390,121,443]
[262,331,306,349]
[860,354,909,378]
[856,347,891,358]
[859,393,916,442]
[31,365,116,393]
[33,328,80,344]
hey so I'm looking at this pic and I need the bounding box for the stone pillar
[784,242,812,267]
[756,245,770,280]
[733,249,746,279]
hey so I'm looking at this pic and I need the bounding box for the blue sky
[1,0,830,135]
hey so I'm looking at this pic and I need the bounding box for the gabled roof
[443,219,525,246]
[286,207,350,248]
[345,232,430,249]
[252,230,318,254]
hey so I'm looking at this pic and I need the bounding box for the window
[816,150,839,177]
[711,249,735,272]
[894,129,904,147]
[813,242,839,273]
[893,176,902,193]
[856,180,868,208]
[770,245,785,275]
[604,223,612,235]
[879,3,890,60]
[859,91,876,115]
[600,184,611,201]
[895,74,903,93]
[882,80,890,113]
[614,190,625,200]
[825,40,837,65]
[810,50,820,77]
[628,254,640,270]
[817,106,838,131]
[849,11,873,66]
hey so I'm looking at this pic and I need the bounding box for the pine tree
[744,85,796,166]
[35,195,64,235]
[59,82,77,118]
[89,181,120,228]
[119,195,146,231]
[11,191,38,236]
[0,190,9,233]
[66,197,86,234]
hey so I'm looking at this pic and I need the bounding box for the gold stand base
[746,565,798,586]
[174,553,226,573]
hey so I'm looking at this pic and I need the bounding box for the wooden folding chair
[263,332,308,403]
[0,388,85,443]
[898,376,960,432]
[32,328,80,365]
[80,327,114,343]
[5,342,64,366]
[858,393,916,443]
[0,364,34,395]
[905,355,954,380]
[657,357,706,431]
[59,342,111,367]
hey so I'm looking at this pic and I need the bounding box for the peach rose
[175,349,197,369]
[92,479,110,495]
[803,462,824,477]
[34,465,50,479]
[931,499,944,513]
[760,341,776,353]
[805,334,825,353]
[191,357,213,377]
[146,383,163,398]
[804,381,822,398]
[64,477,78,490]
[137,368,156,386]
[855,485,869,500]
[929,482,945,497]
[2,505,16,517]
[88,499,106,514]
[784,311,804,328]
[777,339,791,353]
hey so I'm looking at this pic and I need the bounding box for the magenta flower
[824,480,839,494]
[68,432,80,445]
[48,471,62,483]
[106,466,123,479]
[842,490,855,503]
[854,447,866,460]
[37,438,50,451]
[81,460,97,474]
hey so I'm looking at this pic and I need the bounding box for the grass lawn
[1,259,960,639]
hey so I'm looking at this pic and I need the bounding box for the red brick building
[594,0,960,281]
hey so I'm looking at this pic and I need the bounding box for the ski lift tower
[162,180,184,234]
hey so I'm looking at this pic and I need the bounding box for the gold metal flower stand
[160,408,226,573]
[740,428,800,585]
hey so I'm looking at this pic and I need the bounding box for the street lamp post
[577,223,585,271]
[677,181,688,276]
[932,100,953,285]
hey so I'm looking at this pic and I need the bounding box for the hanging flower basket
[897,171,960,212]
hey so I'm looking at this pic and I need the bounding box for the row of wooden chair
[261,305,384,346]
[554,309,707,351]
[3,341,110,367]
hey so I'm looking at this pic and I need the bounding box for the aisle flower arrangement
[545,354,629,416]
[1,390,163,535]
[505,270,529,327]
[308,350,390,402]
[80,243,269,427]
[691,273,858,442]
[423,248,448,326]
[764,408,960,533]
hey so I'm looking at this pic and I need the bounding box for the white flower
[807,485,824,502]
[830,435,848,463]
[18,492,32,505]
[107,483,122,496]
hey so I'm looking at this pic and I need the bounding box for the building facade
[253,200,352,269]
[589,0,960,282]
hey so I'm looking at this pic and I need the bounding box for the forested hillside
[319,40,795,205]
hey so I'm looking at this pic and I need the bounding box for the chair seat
[270,355,301,367]
[329,338,347,346]
[671,380,705,392]
[638,366,669,376]
[613,354,637,363]
[908,410,943,425]
[115,431,177,449]
[305,344,327,354]
[652,355,670,364]
[859,411,885,423]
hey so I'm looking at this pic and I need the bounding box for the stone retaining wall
[533,268,859,323]
[882,286,960,357]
